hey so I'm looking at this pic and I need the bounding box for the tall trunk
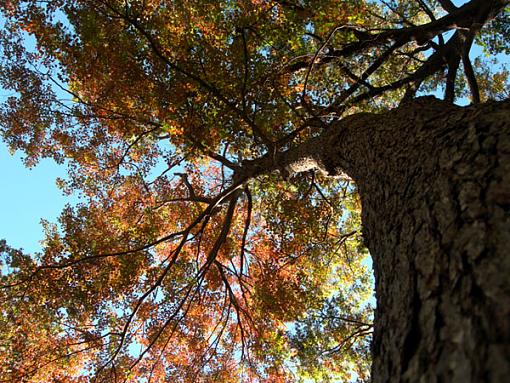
[322,98,510,382]
[276,97,510,382]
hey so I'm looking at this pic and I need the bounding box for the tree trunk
[318,97,510,382]
[276,97,510,382]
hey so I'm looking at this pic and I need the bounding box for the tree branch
[461,36,481,103]
[438,0,458,13]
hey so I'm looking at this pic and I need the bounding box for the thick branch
[285,0,504,74]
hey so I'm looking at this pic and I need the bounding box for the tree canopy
[0,0,509,382]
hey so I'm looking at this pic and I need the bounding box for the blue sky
[0,145,70,253]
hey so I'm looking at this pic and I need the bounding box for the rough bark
[279,97,510,382]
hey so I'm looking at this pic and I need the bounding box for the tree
[0,0,509,382]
